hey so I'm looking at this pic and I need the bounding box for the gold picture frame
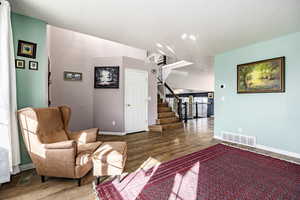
[237,57,285,93]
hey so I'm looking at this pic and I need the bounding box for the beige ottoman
[92,142,127,184]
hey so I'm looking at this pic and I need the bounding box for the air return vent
[221,131,256,147]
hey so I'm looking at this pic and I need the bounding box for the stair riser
[149,122,184,132]
[162,123,184,131]
[156,118,179,125]
[158,107,172,113]
[148,126,163,132]
[158,112,176,118]
[158,103,168,107]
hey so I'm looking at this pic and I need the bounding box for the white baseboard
[214,135,300,159]
[256,144,300,159]
[11,165,20,175]
[99,131,126,136]
[213,135,222,140]
[19,163,35,171]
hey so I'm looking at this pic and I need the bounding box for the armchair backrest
[35,107,69,143]
[18,107,70,146]
[59,106,71,134]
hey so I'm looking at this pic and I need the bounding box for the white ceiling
[9,0,300,68]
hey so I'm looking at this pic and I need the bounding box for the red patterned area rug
[95,144,300,200]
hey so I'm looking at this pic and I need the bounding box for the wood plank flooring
[1,118,299,200]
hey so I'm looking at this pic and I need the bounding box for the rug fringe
[92,180,101,200]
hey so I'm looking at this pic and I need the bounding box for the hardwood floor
[1,118,299,200]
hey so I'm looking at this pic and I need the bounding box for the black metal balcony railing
[158,77,212,123]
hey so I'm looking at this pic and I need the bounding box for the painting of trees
[237,57,285,93]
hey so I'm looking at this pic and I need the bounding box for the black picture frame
[29,61,38,70]
[94,66,120,89]
[17,40,37,59]
[15,59,25,69]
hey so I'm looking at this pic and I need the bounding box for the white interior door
[125,68,148,133]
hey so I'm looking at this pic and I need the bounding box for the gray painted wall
[93,57,125,132]
[48,26,148,131]
[93,57,157,133]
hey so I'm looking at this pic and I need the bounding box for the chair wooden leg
[96,176,100,185]
[41,176,45,183]
[78,178,81,187]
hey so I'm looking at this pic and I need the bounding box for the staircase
[149,96,184,132]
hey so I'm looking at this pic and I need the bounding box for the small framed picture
[15,59,25,69]
[64,71,83,81]
[17,40,37,59]
[29,61,38,70]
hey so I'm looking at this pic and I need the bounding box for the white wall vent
[221,131,256,147]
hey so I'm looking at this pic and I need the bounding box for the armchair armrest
[42,140,77,177]
[68,128,99,144]
[43,140,76,149]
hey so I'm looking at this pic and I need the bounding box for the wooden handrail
[157,77,180,101]
[164,82,180,101]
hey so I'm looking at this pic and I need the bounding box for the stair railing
[157,77,184,121]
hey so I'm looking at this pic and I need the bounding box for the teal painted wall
[11,13,48,164]
[214,32,300,154]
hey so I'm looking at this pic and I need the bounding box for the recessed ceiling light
[156,43,163,48]
[181,33,187,40]
[189,34,196,41]
[166,45,175,54]
[158,49,166,55]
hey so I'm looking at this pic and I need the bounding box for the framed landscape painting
[237,57,285,93]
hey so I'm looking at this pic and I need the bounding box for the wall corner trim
[99,131,126,136]
[0,176,10,184]
[19,163,35,171]
[213,135,300,160]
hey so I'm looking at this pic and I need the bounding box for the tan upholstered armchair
[17,106,101,186]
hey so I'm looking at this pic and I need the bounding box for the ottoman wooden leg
[96,176,100,185]
[41,176,46,183]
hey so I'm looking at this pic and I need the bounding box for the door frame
[124,68,149,133]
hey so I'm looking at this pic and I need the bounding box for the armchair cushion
[43,140,76,149]
[68,128,99,144]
